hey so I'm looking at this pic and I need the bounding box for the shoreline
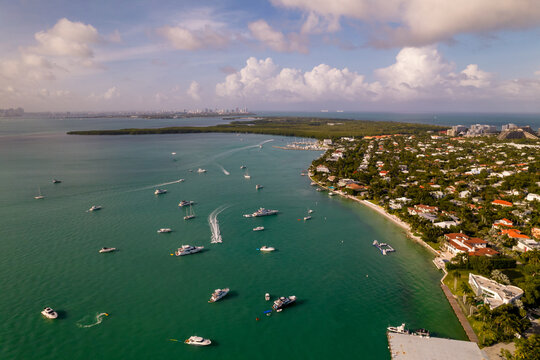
[308,175,481,343]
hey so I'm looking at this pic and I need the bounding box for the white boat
[41,307,58,319]
[304,216,312,221]
[177,179,185,183]
[88,205,102,211]
[253,226,265,231]
[208,288,230,303]
[34,187,45,200]
[388,323,409,334]
[99,247,116,253]
[308,209,314,214]
[259,246,275,252]
[157,228,172,233]
[272,295,296,310]
[52,179,62,184]
[310,182,317,186]
[240,165,246,169]
[243,208,279,218]
[184,336,211,346]
[197,168,207,173]
[178,200,195,207]
[184,204,195,220]
[256,184,263,190]
[154,189,167,195]
[328,192,335,196]
[265,293,270,301]
[175,245,204,256]
[171,152,176,155]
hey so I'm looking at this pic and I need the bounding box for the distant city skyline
[1,0,540,112]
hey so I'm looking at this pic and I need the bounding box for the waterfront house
[514,238,540,252]
[468,273,523,309]
[500,229,531,240]
[492,218,514,229]
[434,221,459,229]
[445,233,498,257]
[316,165,330,173]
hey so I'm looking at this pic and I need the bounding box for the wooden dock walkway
[441,284,479,343]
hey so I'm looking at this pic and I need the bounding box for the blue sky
[1,0,540,112]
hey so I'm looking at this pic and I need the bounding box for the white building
[514,238,540,252]
[316,165,330,173]
[468,273,523,309]
[525,193,540,202]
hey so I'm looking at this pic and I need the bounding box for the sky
[1,0,540,112]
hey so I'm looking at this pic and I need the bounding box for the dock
[387,332,487,360]
[373,240,395,255]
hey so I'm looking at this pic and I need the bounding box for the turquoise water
[0,117,466,359]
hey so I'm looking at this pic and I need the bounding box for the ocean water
[0,116,466,359]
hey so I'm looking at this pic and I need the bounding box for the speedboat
[272,296,296,310]
[184,336,211,346]
[177,179,185,182]
[253,226,265,231]
[175,245,204,256]
[184,214,195,220]
[178,200,195,207]
[243,208,279,218]
[259,246,275,252]
[88,205,102,211]
[387,323,409,334]
[99,247,116,253]
[308,209,314,214]
[244,174,251,179]
[304,216,312,221]
[208,288,230,303]
[240,165,246,169]
[157,228,172,233]
[197,168,207,173]
[52,179,62,184]
[256,184,263,190]
[414,328,430,338]
[154,189,167,195]
[265,293,270,301]
[41,307,58,319]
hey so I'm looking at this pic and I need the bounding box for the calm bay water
[0,116,467,359]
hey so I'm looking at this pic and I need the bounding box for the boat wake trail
[208,205,229,244]
[126,179,184,193]
[76,313,109,328]
[217,164,230,175]
[213,139,274,161]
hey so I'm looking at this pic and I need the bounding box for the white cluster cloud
[187,81,202,100]
[32,18,100,57]
[157,25,229,50]
[271,0,540,47]
[216,47,540,106]
[90,86,119,100]
[248,20,308,53]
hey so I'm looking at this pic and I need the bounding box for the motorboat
[175,245,204,256]
[157,228,172,233]
[52,179,62,184]
[303,216,312,221]
[265,293,270,301]
[253,226,265,231]
[328,192,335,196]
[243,208,278,218]
[256,184,263,190]
[99,247,116,253]
[272,296,296,310]
[387,323,409,334]
[308,209,314,214]
[41,307,58,319]
[244,174,251,179]
[259,246,275,252]
[310,181,317,186]
[178,200,195,207]
[184,214,195,220]
[177,179,185,182]
[184,336,211,346]
[240,165,246,169]
[208,288,230,303]
[88,205,102,211]
[197,168,207,173]
[154,189,167,195]
[316,188,324,192]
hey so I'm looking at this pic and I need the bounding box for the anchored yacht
[157,228,172,233]
[99,247,116,253]
[184,336,211,346]
[88,205,102,211]
[208,288,230,303]
[272,296,296,310]
[253,226,265,231]
[41,307,58,319]
[259,246,275,252]
[178,200,195,207]
[175,245,204,256]
[154,189,167,195]
[52,179,62,184]
[197,168,207,173]
[387,323,409,334]
[243,208,278,218]
[255,184,263,190]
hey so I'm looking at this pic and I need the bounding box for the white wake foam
[76,312,108,328]
[208,205,229,243]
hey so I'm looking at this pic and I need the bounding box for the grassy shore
[67,116,445,139]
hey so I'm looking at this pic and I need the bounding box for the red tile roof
[492,199,513,207]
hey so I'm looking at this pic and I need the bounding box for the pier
[387,332,487,359]
[373,240,395,255]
